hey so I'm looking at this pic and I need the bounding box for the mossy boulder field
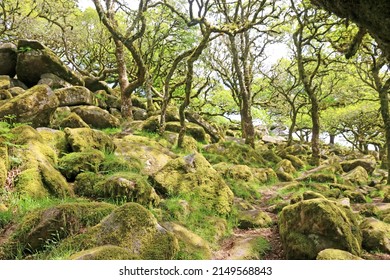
[1,1,390,261]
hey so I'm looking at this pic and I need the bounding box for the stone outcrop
[0,85,59,127]
[16,40,84,87]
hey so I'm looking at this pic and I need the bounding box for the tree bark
[310,94,321,166]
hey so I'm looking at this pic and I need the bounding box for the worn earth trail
[213,184,285,260]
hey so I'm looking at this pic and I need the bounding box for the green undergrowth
[252,237,272,259]
[0,194,88,228]
[157,193,238,245]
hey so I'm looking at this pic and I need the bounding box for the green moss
[202,141,266,167]
[1,202,115,259]
[37,128,69,157]
[237,210,273,229]
[261,149,282,165]
[96,172,160,206]
[316,249,363,260]
[59,150,105,180]
[360,218,390,254]
[99,152,142,174]
[46,203,179,260]
[278,198,362,259]
[59,112,90,129]
[162,222,212,260]
[16,168,49,198]
[64,127,116,153]
[69,245,139,260]
[152,153,234,215]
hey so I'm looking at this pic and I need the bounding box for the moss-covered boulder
[59,112,90,129]
[283,154,305,170]
[59,150,104,180]
[15,40,83,87]
[50,203,179,259]
[75,172,160,207]
[261,149,282,165]
[303,172,337,184]
[0,85,59,127]
[360,218,390,254]
[10,126,73,198]
[343,190,366,203]
[69,245,139,260]
[165,122,207,142]
[238,209,273,229]
[54,86,97,107]
[162,222,212,259]
[279,198,362,259]
[276,159,296,182]
[0,202,116,258]
[341,158,376,175]
[70,106,120,129]
[316,249,363,260]
[37,128,69,157]
[202,141,266,166]
[152,153,234,215]
[343,166,369,186]
[64,127,116,153]
[114,135,176,175]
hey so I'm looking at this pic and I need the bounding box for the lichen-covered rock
[16,40,83,87]
[360,218,390,254]
[55,86,97,107]
[162,222,212,260]
[316,249,363,260]
[59,112,90,129]
[0,43,17,77]
[152,153,234,215]
[114,135,176,175]
[64,127,116,153]
[59,150,104,180]
[238,209,273,229]
[343,166,369,186]
[38,73,72,89]
[341,158,376,175]
[279,198,362,259]
[0,85,59,127]
[0,202,116,258]
[70,106,120,129]
[49,203,179,260]
[69,245,139,260]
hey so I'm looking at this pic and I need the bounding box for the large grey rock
[55,86,97,107]
[0,43,17,77]
[71,106,120,129]
[0,85,59,127]
[16,40,84,87]
[38,73,72,89]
